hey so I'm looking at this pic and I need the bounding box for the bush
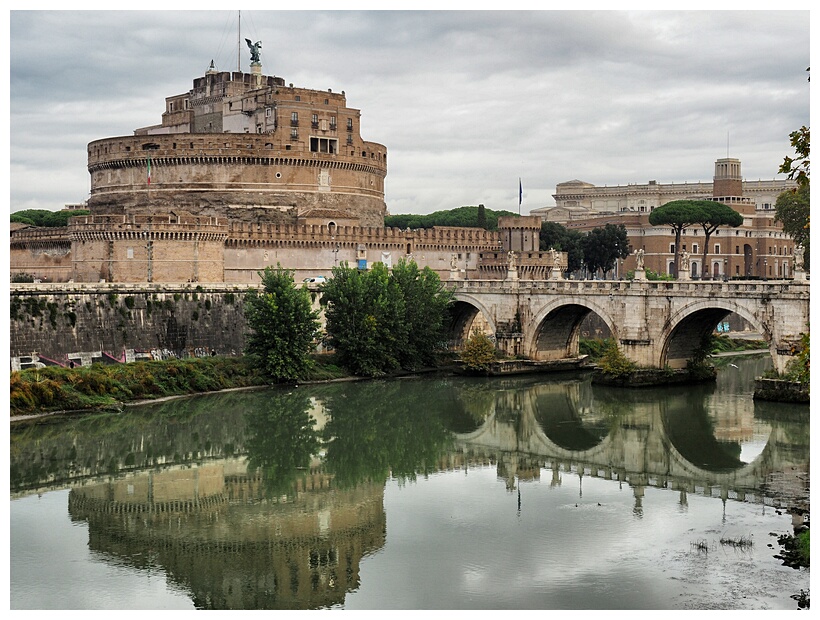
[460,329,497,372]
[597,341,636,378]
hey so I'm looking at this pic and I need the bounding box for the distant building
[532,158,797,279]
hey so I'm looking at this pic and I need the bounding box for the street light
[723,258,728,282]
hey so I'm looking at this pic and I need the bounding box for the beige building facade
[534,158,798,279]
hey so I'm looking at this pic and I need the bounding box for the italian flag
[147,155,152,185]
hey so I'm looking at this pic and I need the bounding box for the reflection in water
[244,389,321,498]
[10,356,810,610]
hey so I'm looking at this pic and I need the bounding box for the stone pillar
[793,268,807,282]
[677,267,690,281]
[633,268,646,281]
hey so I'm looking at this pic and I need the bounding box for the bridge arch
[660,299,769,368]
[448,293,498,349]
[525,298,618,361]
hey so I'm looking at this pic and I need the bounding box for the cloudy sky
[8,8,811,217]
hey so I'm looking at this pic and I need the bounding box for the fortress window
[330,116,337,130]
[295,95,301,102]
[291,128,298,140]
[312,114,319,128]
[266,107,272,117]
[311,137,338,154]
[291,112,299,126]
[347,135,353,144]
[347,118,353,130]
[714,244,720,254]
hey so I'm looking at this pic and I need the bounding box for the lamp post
[723,258,728,282]
[764,258,768,281]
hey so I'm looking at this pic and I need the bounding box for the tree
[539,222,584,272]
[477,203,487,229]
[692,202,743,279]
[321,262,401,376]
[384,205,518,231]
[321,260,453,376]
[775,183,810,269]
[244,265,320,381]
[10,209,90,227]
[649,200,709,275]
[390,259,454,370]
[779,125,810,189]
[580,223,630,277]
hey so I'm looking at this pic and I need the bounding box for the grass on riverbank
[10,355,351,416]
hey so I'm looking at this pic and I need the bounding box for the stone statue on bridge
[508,250,516,270]
[794,244,804,270]
[679,249,690,271]
[634,248,645,271]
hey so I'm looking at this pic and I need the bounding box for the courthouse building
[531,158,798,279]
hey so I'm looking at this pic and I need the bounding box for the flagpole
[518,178,522,216]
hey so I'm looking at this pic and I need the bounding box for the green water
[10,355,809,609]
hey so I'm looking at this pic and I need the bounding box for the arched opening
[446,300,494,351]
[531,304,613,361]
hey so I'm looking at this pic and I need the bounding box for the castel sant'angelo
[11,45,552,285]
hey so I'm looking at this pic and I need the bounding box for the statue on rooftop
[245,39,262,64]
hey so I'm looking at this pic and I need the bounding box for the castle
[12,55,552,285]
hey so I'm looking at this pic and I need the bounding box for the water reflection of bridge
[448,379,809,514]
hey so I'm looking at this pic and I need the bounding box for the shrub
[460,329,497,372]
[597,341,636,378]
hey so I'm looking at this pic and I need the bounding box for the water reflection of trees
[244,390,321,497]
[318,380,457,488]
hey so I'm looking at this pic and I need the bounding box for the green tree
[779,125,810,189]
[11,209,90,227]
[580,223,630,277]
[775,183,810,269]
[648,200,710,275]
[321,260,453,377]
[321,262,400,376]
[691,201,744,279]
[539,222,584,272]
[384,206,517,231]
[244,265,320,381]
[391,259,454,370]
[477,203,487,229]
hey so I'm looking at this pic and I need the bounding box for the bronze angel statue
[245,39,262,63]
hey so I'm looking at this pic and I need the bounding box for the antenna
[727,131,729,158]
[237,11,241,72]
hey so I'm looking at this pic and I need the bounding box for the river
[9,354,809,610]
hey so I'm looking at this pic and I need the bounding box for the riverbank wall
[753,378,809,403]
[10,283,253,369]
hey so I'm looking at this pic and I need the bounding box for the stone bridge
[447,278,810,373]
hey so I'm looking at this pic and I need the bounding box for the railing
[452,278,809,296]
